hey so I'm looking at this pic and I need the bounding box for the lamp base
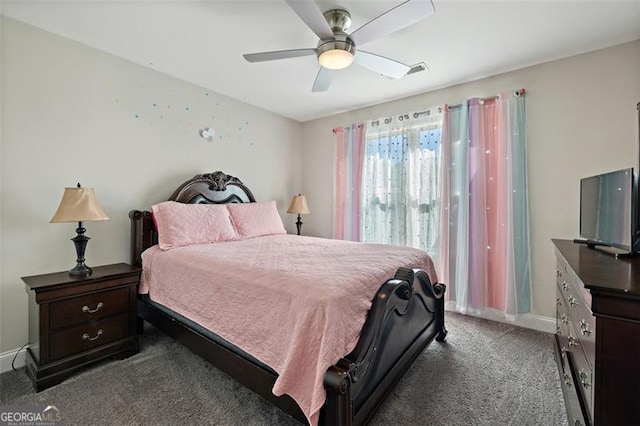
[295,214,303,236]
[69,264,92,277]
[69,221,92,277]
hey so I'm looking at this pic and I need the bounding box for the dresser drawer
[49,313,130,362]
[565,291,595,369]
[555,335,587,426]
[569,334,593,425]
[49,287,130,330]
[558,261,595,368]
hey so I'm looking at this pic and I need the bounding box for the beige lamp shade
[50,185,109,223]
[286,194,310,215]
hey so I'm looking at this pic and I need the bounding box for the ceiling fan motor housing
[323,9,352,33]
[316,33,356,59]
[316,9,356,69]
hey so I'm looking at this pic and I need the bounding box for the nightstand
[22,263,141,391]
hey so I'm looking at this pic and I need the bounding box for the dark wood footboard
[323,267,446,425]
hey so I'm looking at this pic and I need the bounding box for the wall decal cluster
[106,78,253,145]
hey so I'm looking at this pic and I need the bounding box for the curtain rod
[335,88,526,131]
[370,106,443,127]
[332,123,364,133]
[446,88,526,110]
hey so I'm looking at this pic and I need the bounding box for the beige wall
[300,40,640,321]
[0,18,302,353]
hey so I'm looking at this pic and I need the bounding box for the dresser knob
[82,302,104,314]
[82,329,103,341]
[579,319,592,336]
[579,370,591,388]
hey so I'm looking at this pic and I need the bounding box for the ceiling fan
[243,0,435,92]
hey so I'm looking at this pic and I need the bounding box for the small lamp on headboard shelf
[286,194,310,236]
[50,183,109,276]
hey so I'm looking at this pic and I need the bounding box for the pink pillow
[227,201,286,239]
[151,201,238,250]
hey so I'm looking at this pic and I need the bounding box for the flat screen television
[579,167,639,254]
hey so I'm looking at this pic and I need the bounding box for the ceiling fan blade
[243,48,316,63]
[312,67,335,92]
[350,0,435,46]
[354,51,410,79]
[285,0,334,40]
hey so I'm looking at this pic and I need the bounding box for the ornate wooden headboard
[129,171,256,268]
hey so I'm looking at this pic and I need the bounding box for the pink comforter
[141,234,438,425]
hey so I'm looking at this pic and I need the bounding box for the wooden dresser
[553,239,640,426]
[22,263,141,391]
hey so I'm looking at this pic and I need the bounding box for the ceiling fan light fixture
[316,36,356,70]
[319,49,354,70]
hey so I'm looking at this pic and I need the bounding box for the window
[361,112,443,264]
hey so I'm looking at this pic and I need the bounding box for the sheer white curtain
[361,109,443,263]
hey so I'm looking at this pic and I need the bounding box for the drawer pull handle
[579,319,592,336]
[563,373,572,386]
[574,420,583,426]
[568,336,579,348]
[568,296,578,307]
[579,370,591,388]
[82,302,104,314]
[560,314,569,325]
[561,281,568,291]
[556,298,562,307]
[82,329,103,341]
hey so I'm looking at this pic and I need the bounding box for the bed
[129,171,447,425]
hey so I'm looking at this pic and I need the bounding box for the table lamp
[50,183,109,276]
[286,194,310,236]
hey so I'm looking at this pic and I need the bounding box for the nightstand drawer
[49,287,130,330]
[49,313,130,362]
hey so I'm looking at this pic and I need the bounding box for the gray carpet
[1,312,567,425]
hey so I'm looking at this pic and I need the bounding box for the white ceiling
[3,1,640,122]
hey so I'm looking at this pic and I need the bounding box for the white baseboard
[1,346,27,374]
[512,313,556,334]
[445,302,556,334]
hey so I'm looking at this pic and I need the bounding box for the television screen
[580,168,635,251]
